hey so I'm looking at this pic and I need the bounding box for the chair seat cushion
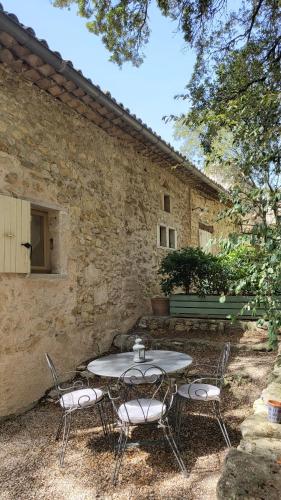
[178,383,220,401]
[118,398,166,424]
[60,388,103,409]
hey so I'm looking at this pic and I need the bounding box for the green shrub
[158,247,229,296]
[220,244,262,295]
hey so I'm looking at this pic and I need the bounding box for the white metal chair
[176,342,231,447]
[108,365,187,484]
[45,353,108,466]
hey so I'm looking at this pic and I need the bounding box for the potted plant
[151,296,170,316]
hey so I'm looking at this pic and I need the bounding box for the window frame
[168,227,176,249]
[159,224,167,247]
[157,224,177,250]
[31,208,50,273]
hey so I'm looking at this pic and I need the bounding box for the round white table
[87,350,193,378]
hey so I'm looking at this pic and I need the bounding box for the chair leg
[174,396,185,442]
[55,413,64,441]
[97,401,109,437]
[60,412,72,466]
[162,421,188,477]
[112,427,128,485]
[213,401,231,448]
[114,426,124,457]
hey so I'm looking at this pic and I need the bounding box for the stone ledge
[253,398,267,415]
[240,413,281,440]
[217,449,281,500]
[262,381,281,404]
[238,437,281,461]
[27,273,68,280]
[138,315,260,335]
[218,341,281,499]
[268,355,281,384]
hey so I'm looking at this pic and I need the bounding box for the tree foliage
[173,121,236,187]
[52,1,280,68]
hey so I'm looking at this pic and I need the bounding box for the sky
[5,0,196,148]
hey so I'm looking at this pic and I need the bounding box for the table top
[87,350,193,378]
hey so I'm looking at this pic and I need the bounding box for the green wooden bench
[169,294,274,319]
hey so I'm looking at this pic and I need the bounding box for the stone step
[253,397,267,415]
[240,412,281,440]
[261,381,281,403]
[217,449,281,500]
[238,437,281,461]
[152,336,269,352]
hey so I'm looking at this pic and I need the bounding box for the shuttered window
[0,194,31,273]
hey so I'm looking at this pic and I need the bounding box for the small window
[163,194,171,213]
[160,225,167,247]
[31,209,50,272]
[158,225,177,249]
[169,228,176,249]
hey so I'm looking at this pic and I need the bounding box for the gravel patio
[0,327,275,500]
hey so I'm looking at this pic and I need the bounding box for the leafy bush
[220,243,281,296]
[159,242,281,349]
[158,247,229,296]
[220,244,260,295]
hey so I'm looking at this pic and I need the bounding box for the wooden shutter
[199,228,212,253]
[0,195,31,273]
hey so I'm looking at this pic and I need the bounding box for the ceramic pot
[151,297,169,316]
[268,400,281,423]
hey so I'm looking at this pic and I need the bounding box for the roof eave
[0,5,227,197]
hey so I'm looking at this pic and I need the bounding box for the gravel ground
[0,333,275,500]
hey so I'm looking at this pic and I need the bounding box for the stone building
[0,6,229,418]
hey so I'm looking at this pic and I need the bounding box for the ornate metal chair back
[45,352,60,393]
[109,365,174,425]
[216,342,231,388]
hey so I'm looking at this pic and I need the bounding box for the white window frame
[157,224,177,250]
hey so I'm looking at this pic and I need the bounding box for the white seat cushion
[118,398,166,424]
[178,383,220,401]
[60,388,103,409]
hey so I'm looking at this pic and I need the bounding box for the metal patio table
[87,350,193,378]
[87,350,193,451]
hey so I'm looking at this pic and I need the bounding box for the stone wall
[0,65,228,417]
[190,189,229,248]
[136,315,257,339]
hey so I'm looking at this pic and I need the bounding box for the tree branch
[246,0,264,42]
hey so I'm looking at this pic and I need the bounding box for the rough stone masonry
[0,64,229,418]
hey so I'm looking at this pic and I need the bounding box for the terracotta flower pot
[268,400,281,424]
[151,297,170,316]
